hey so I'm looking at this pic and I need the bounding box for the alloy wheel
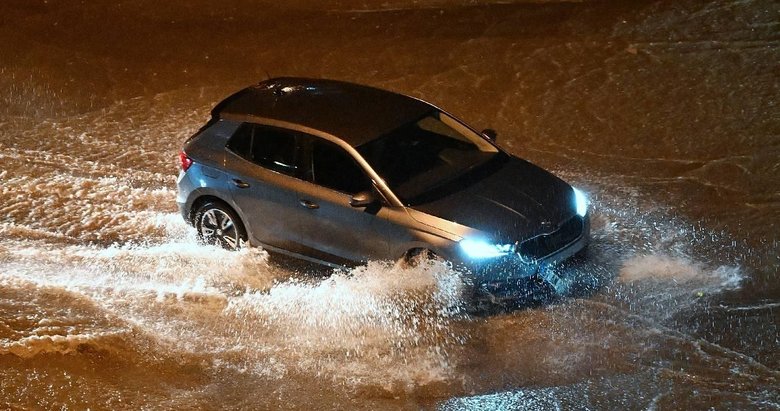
[200,208,240,250]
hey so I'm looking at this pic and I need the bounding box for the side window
[310,139,371,195]
[226,123,253,159]
[227,124,298,176]
[252,127,297,174]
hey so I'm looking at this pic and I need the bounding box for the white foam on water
[223,259,470,385]
[619,254,742,290]
[0,331,130,358]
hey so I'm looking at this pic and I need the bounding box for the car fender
[184,185,244,225]
[394,230,458,261]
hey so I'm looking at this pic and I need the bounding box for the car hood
[410,156,576,242]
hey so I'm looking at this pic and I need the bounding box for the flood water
[1,0,778,409]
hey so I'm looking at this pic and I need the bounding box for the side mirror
[349,190,377,207]
[482,128,498,141]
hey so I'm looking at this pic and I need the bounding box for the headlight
[573,187,588,217]
[460,239,514,259]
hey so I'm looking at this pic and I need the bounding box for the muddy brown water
[1,0,778,409]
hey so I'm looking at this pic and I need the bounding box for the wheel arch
[396,232,459,263]
[402,247,436,260]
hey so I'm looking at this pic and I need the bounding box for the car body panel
[176,163,234,222]
[411,157,577,243]
[222,149,313,254]
[286,181,391,263]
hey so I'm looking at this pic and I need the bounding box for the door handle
[232,179,250,188]
[299,199,319,209]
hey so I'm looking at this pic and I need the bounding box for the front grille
[517,216,583,261]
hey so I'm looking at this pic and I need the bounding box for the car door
[224,123,312,253]
[292,136,410,264]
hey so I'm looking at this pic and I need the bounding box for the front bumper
[466,215,591,302]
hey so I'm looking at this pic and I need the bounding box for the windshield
[357,111,502,205]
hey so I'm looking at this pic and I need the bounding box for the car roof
[212,77,433,147]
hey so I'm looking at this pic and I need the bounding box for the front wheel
[194,201,247,250]
[400,248,440,268]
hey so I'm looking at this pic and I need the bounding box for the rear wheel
[194,201,247,250]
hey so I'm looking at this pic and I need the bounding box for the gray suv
[176,78,590,301]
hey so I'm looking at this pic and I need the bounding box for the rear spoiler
[210,78,281,119]
[209,87,251,119]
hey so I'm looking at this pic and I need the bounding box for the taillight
[179,150,193,172]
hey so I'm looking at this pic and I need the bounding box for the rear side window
[310,139,371,195]
[227,123,253,156]
[227,123,298,176]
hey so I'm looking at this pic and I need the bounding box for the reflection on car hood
[411,156,576,242]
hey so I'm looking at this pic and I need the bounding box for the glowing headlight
[573,187,588,217]
[460,239,514,259]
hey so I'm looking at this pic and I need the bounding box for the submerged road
[1,0,778,409]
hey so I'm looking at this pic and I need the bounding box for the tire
[402,248,439,268]
[193,201,247,250]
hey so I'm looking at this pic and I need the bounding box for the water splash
[0,213,472,391]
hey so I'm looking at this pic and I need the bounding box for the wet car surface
[177,78,590,300]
